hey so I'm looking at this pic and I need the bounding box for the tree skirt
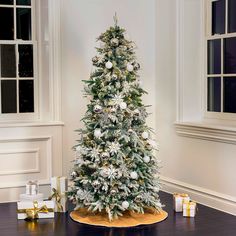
[70,208,168,227]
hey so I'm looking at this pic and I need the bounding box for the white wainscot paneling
[0,136,52,189]
[0,149,39,175]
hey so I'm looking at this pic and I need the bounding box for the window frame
[0,0,39,121]
[204,0,236,121]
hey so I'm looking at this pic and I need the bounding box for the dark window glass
[212,0,225,35]
[224,37,236,74]
[16,0,31,5]
[0,45,16,77]
[18,44,33,77]
[17,8,31,40]
[228,0,236,33]
[207,77,221,112]
[208,39,221,74]
[224,77,236,113]
[0,0,13,4]
[0,8,14,40]
[1,80,17,113]
[19,80,34,112]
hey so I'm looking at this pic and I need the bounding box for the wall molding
[175,122,236,145]
[0,148,39,176]
[161,175,236,216]
[0,136,52,189]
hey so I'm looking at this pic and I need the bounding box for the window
[206,0,236,115]
[0,0,37,120]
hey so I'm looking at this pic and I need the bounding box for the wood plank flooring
[0,191,235,236]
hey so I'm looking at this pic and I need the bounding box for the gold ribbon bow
[48,188,63,212]
[17,201,52,220]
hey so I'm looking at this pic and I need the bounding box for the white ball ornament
[94,129,102,138]
[130,171,138,180]
[142,131,149,139]
[143,155,150,163]
[120,102,127,110]
[127,63,134,72]
[105,61,113,69]
[122,201,129,209]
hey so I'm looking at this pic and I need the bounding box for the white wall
[156,0,236,214]
[61,0,157,176]
[61,0,236,215]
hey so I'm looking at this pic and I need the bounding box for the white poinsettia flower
[108,141,121,154]
[90,147,100,159]
[110,94,124,106]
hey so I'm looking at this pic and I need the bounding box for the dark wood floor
[0,191,235,236]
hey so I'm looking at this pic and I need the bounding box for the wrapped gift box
[183,201,197,217]
[17,200,54,220]
[26,181,38,195]
[173,193,190,212]
[20,193,44,202]
[50,176,68,212]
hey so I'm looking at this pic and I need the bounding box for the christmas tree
[68,16,162,221]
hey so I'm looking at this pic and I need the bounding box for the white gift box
[26,181,38,195]
[17,200,54,220]
[173,193,190,212]
[51,176,68,212]
[183,201,197,217]
[20,193,44,202]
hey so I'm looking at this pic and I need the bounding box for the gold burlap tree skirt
[70,208,168,227]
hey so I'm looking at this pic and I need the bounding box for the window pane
[0,8,14,40]
[0,45,16,77]
[17,8,31,40]
[208,39,221,74]
[16,0,31,5]
[212,0,225,35]
[224,77,236,113]
[0,0,13,4]
[207,77,221,112]
[19,80,34,113]
[18,44,33,77]
[224,37,236,74]
[1,80,17,113]
[228,0,236,33]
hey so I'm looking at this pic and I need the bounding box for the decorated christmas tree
[68,16,162,221]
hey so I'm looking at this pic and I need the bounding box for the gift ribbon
[48,187,64,212]
[173,193,189,198]
[183,201,197,217]
[17,201,53,220]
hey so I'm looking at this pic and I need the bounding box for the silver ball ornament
[105,61,113,69]
[127,63,134,72]
[94,105,102,113]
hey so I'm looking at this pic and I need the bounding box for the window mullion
[221,38,223,113]
[225,0,228,34]
[16,42,19,114]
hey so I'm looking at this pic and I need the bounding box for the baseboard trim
[160,176,236,216]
